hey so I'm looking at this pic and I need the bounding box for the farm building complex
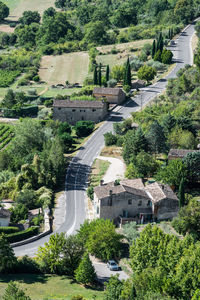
[93,179,179,224]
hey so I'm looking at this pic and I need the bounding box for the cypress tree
[93,65,98,85]
[160,36,164,52]
[106,65,110,82]
[178,178,185,208]
[171,28,173,40]
[168,28,171,40]
[152,40,156,58]
[98,64,102,86]
[123,57,131,87]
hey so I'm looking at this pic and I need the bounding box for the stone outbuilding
[93,87,126,104]
[0,207,11,226]
[145,182,179,221]
[93,179,179,224]
[168,149,200,160]
[53,99,108,125]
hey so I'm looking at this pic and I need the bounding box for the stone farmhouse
[93,179,179,224]
[93,87,126,104]
[53,99,108,125]
[0,207,11,226]
[168,149,200,160]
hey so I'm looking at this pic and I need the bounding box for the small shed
[0,207,11,227]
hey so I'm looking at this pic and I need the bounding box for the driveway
[97,156,126,184]
[93,261,129,283]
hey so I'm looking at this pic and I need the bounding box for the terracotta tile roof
[145,182,178,203]
[93,87,124,96]
[0,207,11,218]
[94,179,148,199]
[53,100,105,108]
[168,149,200,159]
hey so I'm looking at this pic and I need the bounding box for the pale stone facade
[53,100,108,125]
[93,87,126,104]
[94,179,179,223]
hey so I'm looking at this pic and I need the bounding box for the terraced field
[0,123,14,150]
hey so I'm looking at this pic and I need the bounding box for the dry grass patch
[39,52,89,85]
[192,33,198,53]
[97,39,153,54]
[100,145,122,157]
[89,158,110,188]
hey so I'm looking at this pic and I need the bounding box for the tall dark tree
[160,36,164,52]
[146,121,167,154]
[152,40,156,58]
[98,64,102,86]
[123,57,131,87]
[106,65,110,82]
[93,65,98,85]
[178,178,185,208]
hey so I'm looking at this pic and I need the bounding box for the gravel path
[97,156,126,183]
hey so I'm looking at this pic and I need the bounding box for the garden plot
[39,52,89,85]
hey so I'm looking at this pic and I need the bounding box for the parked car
[107,260,120,271]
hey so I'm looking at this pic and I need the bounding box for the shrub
[33,75,40,82]
[0,70,21,87]
[130,57,144,71]
[6,226,39,243]
[16,255,41,274]
[87,186,94,200]
[104,132,117,146]
[107,79,117,87]
[44,99,53,107]
[161,49,173,64]
[75,121,94,137]
[0,226,19,234]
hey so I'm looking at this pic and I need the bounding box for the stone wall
[94,191,151,221]
[53,104,107,125]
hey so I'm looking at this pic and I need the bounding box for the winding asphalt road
[14,21,196,257]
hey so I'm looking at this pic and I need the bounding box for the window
[92,109,96,112]
[128,199,132,205]
[72,109,76,112]
[147,200,151,206]
[138,200,142,206]
[58,108,61,110]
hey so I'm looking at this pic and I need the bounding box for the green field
[39,52,89,86]
[1,0,55,21]
[0,274,104,300]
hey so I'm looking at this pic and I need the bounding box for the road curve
[14,21,196,257]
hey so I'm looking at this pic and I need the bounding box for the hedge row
[3,106,38,118]
[0,226,19,234]
[0,125,9,136]
[6,226,39,243]
[0,129,12,143]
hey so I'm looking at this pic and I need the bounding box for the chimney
[100,179,104,186]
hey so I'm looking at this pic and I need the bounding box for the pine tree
[93,65,98,85]
[152,40,156,58]
[3,282,31,300]
[98,64,102,86]
[178,178,185,207]
[75,253,96,285]
[106,65,110,82]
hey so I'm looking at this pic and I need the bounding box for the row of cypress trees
[93,57,132,87]
[93,64,110,86]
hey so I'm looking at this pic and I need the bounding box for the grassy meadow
[0,274,104,300]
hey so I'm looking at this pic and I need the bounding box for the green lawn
[0,274,104,300]
[42,88,81,98]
